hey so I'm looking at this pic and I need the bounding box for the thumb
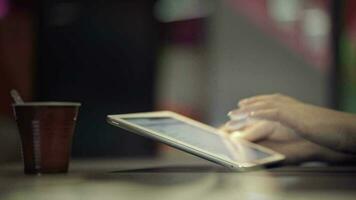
[230,120,276,142]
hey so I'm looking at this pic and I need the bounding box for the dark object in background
[35,0,158,157]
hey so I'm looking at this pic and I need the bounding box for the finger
[224,118,257,132]
[219,124,248,133]
[238,94,278,106]
[231,121,276,142]
[230,131,245,140]
[230,102,272,116]
[249,109,293,132]
[218,125,229,132]
[250,108,281,122]
[227,112,248,121]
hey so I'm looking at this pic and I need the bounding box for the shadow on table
[84,165,234,186]
[111,165,234,173]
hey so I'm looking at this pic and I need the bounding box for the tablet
[107,111,285,170]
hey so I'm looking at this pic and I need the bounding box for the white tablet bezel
[107,111,285,170]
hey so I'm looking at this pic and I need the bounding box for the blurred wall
[206,1,328,125]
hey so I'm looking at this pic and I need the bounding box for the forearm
[300,109,356,154]
[316,144,356,164]
[338,112,356,154]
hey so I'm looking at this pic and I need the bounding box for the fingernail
[228,112,248,121]
[228,110,241,115]
[227,111,234,116]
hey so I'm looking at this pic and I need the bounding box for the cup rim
[13,102,81,107]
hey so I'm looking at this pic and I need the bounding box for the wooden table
[1,157,356,200]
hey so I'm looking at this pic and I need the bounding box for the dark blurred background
[1,0,356,162]
[36,0,159,157]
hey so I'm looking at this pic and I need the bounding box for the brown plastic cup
[13,102,80,174]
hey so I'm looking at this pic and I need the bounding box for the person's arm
[229,94,356,154]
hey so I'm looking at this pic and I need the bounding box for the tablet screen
[124,117,272,162]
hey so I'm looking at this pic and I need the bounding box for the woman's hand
[229,94,356,154]
[222,119,356,164]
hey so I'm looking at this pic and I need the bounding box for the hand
[223,119,356,165]
[229,94,356,154]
